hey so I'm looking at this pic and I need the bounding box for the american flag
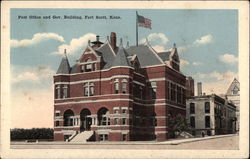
[137,14,151,29]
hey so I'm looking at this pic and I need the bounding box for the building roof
[111,45,131,67]
[56,54,70,74]
[125,44,164,67]
[157,51,171,61]
[96,42,116,69]
[226,78,240,95]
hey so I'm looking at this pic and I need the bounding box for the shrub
[10,128,54,141]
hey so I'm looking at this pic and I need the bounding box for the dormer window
[85,58,92,72]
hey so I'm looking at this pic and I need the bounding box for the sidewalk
[160,134,237,145]
[11,134,237,145]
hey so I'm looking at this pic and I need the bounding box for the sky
[10,9,238,128]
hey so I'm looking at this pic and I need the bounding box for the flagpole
[136,11,138,46]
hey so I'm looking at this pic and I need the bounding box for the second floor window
[83,82,94,96]
[190,103,195,114]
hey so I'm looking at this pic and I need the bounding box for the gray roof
[70,64,78,74]
[96,42,116,69]
[56,56,70,74]
[125,45,163,67]
[157,51,171,61]
[111,46,131,67]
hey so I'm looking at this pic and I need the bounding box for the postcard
[1,1,249,159]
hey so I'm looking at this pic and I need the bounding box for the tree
[168,114,190,137]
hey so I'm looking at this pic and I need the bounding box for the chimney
[96,35,100,42]
[197,82,202,96]
[110,32,117,49]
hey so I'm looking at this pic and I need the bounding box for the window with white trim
[83,82,94,96]
[56,85,61,99]
[150,82,157,99]
[122,79,127,94]
[62,85,68,98]
[85,58,92,72]
[114,79,119,94]
[114,118,119,125]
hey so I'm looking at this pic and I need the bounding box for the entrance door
[80,109,91,131]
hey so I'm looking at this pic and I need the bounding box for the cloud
[11,66,55,84]
[193,34,213,45]
[51,33,96,55]
[194,70,238,94]
[140,33,169,52]
[11,33,65,48]
[192,62,203,66]
[180,59,190,69]
[195,70,237,81]
[219,54,238,64]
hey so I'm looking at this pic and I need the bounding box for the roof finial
[173,43,176,49]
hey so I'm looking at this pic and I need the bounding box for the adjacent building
[224,78,240,131]
[53,32,191,142]
[186,83,237,136]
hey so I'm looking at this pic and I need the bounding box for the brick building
[53,32,191,142]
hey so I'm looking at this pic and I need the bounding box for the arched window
[63,109,74,126]
[97,107,110,126]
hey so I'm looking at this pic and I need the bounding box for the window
[99,134,108,141]
[122,109,127,114]
[55,121,60,127]
[85,58,92,72]
[205,102,210,113]
[62,85,68,98]
[56,85,60,99]
[114,79,119,94]
[55,113,60,116]
[190,116,195,128]
[114,109,119,114]
[122,79,127,94]
[122,118,126,125]
[205,116,210,128]
[170,83,176,101]
[84,83,88,96]
[190,103,195,114]
[83,82,94,96]
[114,118,119,125]
[150,82,157,99]
[122,134,126,141]
[177,86,181,103]
[89,82,94,96]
